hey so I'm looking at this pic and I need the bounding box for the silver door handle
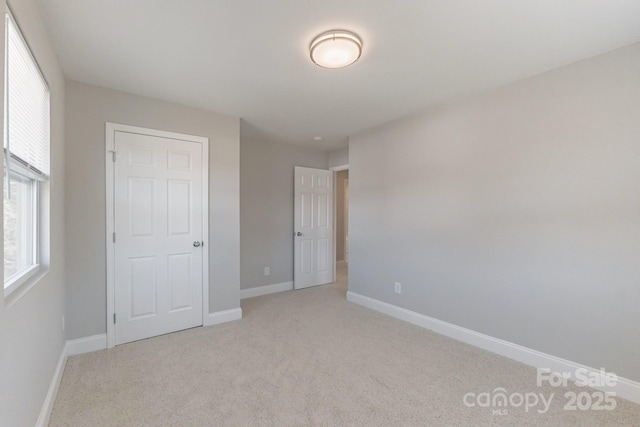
[296,232,302,236]
[193,241,202,247]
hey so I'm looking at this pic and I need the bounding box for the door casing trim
[105,123,210,348]
[329,164,348,283]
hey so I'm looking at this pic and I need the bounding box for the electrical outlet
[264,267,270,276]
[394,282,401,294]
[62,315,65,331]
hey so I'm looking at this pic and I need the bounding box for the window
[3,9,49,294]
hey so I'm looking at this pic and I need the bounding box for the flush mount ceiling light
[310,30,362,69]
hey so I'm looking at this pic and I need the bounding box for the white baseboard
[240,281,293,299]
[38,310,240,424]
[346,291,640,404]
[37,334,108,426]
[204,307,243,326]
[35,342,68,427]
[37,310,244,425]
[66,334,107,356]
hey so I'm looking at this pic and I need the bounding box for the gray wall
[65,80,240,340]
[349,43,640,382]
[328,146,349,168]
[240,138,328,289]
[1,0,67,425]
[335,170,349,261]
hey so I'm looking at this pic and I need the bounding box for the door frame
[105,123,210,348]
[343,177,349,262]
[329,164,348,283]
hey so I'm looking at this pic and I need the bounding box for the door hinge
[113,313,116,324]
[111,151,117,162]
[113,232,116,243]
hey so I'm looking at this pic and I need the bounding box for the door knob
[193,241,202,247]
[296,232,302,236]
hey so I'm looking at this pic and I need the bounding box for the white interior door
[294,166,334,289]
[113,130,204,345]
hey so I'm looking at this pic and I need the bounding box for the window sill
[4,264,46,307]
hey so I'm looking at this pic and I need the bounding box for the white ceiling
[39,0,640,150]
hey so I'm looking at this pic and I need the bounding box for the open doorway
[335,169,349,283]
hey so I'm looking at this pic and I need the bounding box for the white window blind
[5,11,50,180]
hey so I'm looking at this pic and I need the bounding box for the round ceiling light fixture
[310,30,362,69]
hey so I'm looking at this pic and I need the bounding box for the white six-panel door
[294,167,334,289]
[113,130,204,345]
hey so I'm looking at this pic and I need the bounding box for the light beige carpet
[50,264,640,426]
